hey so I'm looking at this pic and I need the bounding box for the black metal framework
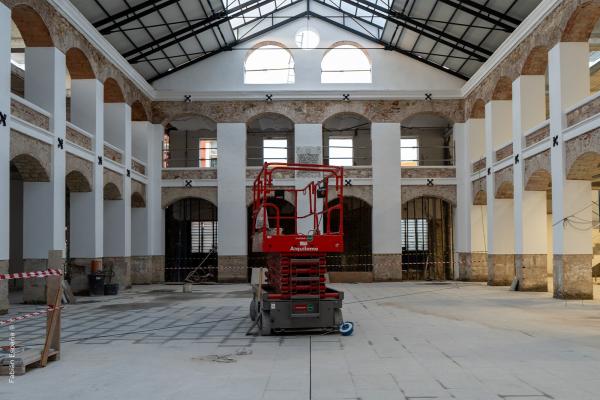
[325,196,373,272]
[72,0,541,81]
[401,196,454,281]
[165,197,218,282]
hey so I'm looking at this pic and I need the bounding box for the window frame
[244,42,295,85]
[263,137,288,164]
[321,42,372,84]
[327,136,354,166]
[400,137,419,167]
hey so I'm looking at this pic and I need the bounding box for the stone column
[485,100,515,286]
[147,124,165,283]
[294,124,323,235]
[454,123,471,280]
[131,121,151,284]
[22,47,66,303]
[513,75,548,291]
[103,103,132,288]
[549,42,593,299]
[217,123,247,282]
[372,123,402,280]
[0,4,10,313]
[464,118,487,281]
[68,79,104,293]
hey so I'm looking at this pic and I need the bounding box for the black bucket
[88,274,105,296]
[104,283,119,296]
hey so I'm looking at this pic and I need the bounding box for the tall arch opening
[323,113,371,166]
[402,196,454,280]
[163,115,217,168]
[165,198,218,282]
[401,113,454,166]
[324,197,372,281]
[247,113,295,167]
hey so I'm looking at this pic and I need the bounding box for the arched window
[244,43,295,84]
[321,43,371,84]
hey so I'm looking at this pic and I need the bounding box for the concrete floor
[3,282,600,399]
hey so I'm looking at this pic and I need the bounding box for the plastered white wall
[152,18,464,94]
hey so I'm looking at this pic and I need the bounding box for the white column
[69,80,104,259]
[454,123,469,279]
[549,42,593,299]
[131,122,149,258]
[20,47,66,302]
[485,101,514,285]
[0,4,11,311]
[513,75,548,290]
[22,48,66,258]
[294,124,323,235]
[147,124,165,260]
[372,123,402,280]
[217,123,247,282]
[103,104,131,260]
[467,118,485,163]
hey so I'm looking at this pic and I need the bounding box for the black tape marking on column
[57,138,64,150]
[427,179,434,186]
[127,169,131,177]
[184,180,192,188]
[0,111,6,127]
[344,179,352,186]
[514,154,519,164]
[487,167,491,176]
[552,135,559,147]
[98,156,103,165]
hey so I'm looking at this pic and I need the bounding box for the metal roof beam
[94,0,183,34]
[319,0,490,61]
[307,11,468,80]
[436,0,518,31]
[148,11,309,83]
[125,0,296,62]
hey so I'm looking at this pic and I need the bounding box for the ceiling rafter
[435,0,518,32]
[148,10,310,82]
[339,0,492,59]
[125,0,299,62]
[71,0,541,82]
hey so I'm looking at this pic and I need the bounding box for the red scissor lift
[249,163,345,335]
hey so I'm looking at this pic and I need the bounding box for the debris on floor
[192,348,253,363]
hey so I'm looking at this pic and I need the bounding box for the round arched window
[321,43,372,83]
[245,43,295,84]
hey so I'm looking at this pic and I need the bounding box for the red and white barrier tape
[0,268,63,281]
[0,306,63,327]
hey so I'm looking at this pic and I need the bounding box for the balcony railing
[10,93,51,131]
[66,122,93,151]
[495,141,513,162]
[104,142,124,164]
[131,157,147,176]
[524,120,550,148]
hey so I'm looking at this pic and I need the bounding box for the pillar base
[458,252,487,282]
[131,255,153,284]
[150,255,165,283]
[23,259,51,304]
[372,254,402,281]
[103,257,131,289]
[553,254,593,300]
[0,260,8,314]
[68,258,101,295]
[218,255,247,283]
[516,254,548,292]
[487,254,515,286]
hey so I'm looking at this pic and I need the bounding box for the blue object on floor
[339,321,354,336]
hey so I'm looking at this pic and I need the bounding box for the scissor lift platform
[249,163,345,335]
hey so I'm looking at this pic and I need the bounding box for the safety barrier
[0,251,63,376]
